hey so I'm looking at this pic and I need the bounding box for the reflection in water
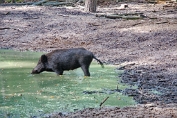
[0,50,136,117]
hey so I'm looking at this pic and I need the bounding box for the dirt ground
[0,2,177,117]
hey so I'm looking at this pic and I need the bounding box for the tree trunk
[85,0,97,13]
[12,0,16,3]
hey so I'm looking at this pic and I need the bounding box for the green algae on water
[0,49,136,117]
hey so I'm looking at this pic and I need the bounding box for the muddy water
[0,49,136,117]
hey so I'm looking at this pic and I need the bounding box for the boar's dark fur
[31,48,104,76]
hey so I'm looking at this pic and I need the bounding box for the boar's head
[31,55,48,74]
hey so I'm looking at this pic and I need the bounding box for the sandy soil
[0,2,177,117]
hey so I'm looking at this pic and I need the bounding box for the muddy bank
[120,64,177,104]
[49,104,177,118]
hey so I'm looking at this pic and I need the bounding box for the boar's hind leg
[81,65,90,76]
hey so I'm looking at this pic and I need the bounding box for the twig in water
[100,96,109,107]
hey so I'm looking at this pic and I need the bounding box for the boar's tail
[93,55,104,68]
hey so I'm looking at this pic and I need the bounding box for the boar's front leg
[52,64,63,75]
[81,65,90,76]
[55,69,63,75]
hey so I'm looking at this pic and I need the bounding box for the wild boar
[31,48,104,76]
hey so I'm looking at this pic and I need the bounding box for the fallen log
[95,13,106,17]
[156,21,168,24]
[96,13,145,20]
[121,15,144,20]
[105,14,123,19]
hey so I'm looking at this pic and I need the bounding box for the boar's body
[31,48,104,76]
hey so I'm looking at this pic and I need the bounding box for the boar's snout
[31,64,45,74]
[31,69,40,74]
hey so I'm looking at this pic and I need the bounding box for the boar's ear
[41,55,48,63]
